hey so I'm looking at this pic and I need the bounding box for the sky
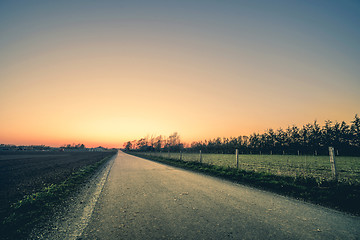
[1,0,359,148]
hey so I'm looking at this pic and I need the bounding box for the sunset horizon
[1,113,358,149]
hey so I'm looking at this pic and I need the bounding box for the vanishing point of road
[80,151,359,239]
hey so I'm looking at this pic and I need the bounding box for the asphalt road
[80,151,360,240]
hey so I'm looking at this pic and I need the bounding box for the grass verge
[130,152,360,216]
[1,153,115,240]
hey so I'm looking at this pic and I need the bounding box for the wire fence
[136,151,360,184]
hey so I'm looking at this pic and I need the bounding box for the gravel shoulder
[29,152,117,240]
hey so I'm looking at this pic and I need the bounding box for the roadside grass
[1,153,115,240]
[130,152,360,216]
[146,152,360,184]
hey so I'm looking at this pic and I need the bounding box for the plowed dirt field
[0,151,115,220]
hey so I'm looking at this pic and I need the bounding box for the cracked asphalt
[80,151,360,239]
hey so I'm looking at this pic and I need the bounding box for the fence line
[136,147,359,184]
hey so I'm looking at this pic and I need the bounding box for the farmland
[0,150,116,239]
[141,152,360,184]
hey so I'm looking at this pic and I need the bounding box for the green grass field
[140,152,360,184]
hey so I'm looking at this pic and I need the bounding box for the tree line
[124,132,183,152]
[124,114,360,156]
[60,143,86,149]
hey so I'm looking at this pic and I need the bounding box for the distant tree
[351,114,360,147]
[123,141,132,151]
[136,138,148,151]
[154,135,163,151]
[249,133,261,152]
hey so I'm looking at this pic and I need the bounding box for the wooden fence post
[199,150,202,163]
[236,149,239,169]
[329,147,337,180]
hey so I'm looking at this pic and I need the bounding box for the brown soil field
[0,151,116,221]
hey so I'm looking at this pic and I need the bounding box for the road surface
[80,151,359,239]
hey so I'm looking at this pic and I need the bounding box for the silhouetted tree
[124,141,132,151]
